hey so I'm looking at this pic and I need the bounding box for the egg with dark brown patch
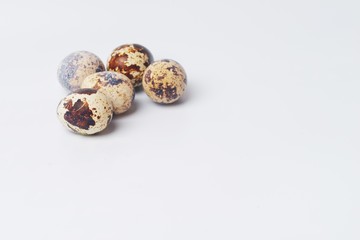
[57,51,105,91]
[142,59,187,104]
[57,89,113,135]
[107,44,153,88]
[81,71,135,115]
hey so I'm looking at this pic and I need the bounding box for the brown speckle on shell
[144,69,152,83]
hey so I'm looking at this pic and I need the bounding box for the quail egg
[57,51,105,91]
[142,59,187,104]
[81,71,135,115]
[57,89,113,135]
[107,44,153,87]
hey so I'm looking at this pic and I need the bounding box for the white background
[0,0,359,239]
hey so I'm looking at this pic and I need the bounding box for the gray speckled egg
[57,89,113,135]
[57,51,105,91]
[107,44,153,88]
[142,59,187,104]
[81,71,135,115]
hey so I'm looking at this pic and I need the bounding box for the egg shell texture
[142,59,187,104]
[57,51,105,91]
[81,71,135,115]
[107,44,153,87]
[57,89,113,135]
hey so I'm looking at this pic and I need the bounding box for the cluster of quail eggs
[56,44,187,135]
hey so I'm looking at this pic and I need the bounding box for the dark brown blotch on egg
[144,70,152,83]
[107,44,154,87]
[157,73,167,81]
[108,53,128,71]
[150,87,164,98]
[166,65,180,76]
[108,53,141,80]
[164,85,178,100]
[63,99,95,130]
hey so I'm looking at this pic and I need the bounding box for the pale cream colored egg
[81,71,135,115]
[57,89,113,135]
[57,51,105,91]
[142,59,187,104]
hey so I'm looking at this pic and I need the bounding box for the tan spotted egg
[81,71,135,115]
[107,44,153,87]
[142,59,187,104]
[57,89,113,135]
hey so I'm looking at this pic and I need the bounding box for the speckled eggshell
[57,51,105,91]
[107,44,153,88]
[142,59,187,104]
[81,71,135,115]
[57,89,113,135]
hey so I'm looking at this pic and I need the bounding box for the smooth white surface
[0,0,359,239]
